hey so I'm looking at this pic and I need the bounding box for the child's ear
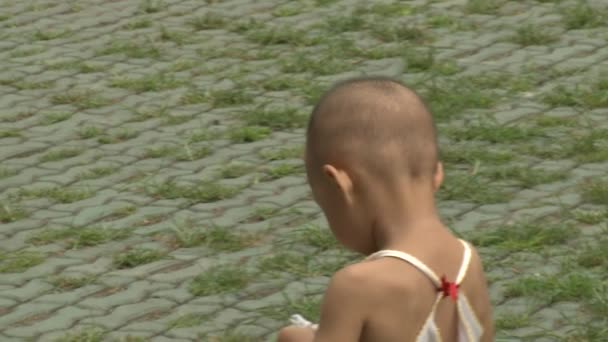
[433,162,444,192]
[322,164,355,202]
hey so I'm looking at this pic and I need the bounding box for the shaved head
[306,76,439,182]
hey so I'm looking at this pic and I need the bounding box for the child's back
[353,227,493,341]
[278,77,494,342]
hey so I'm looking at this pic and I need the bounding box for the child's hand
[277,325,316,342]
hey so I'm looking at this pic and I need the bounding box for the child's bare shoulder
[330,258,423,298]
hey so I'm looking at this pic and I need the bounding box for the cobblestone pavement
[1,0,608,341]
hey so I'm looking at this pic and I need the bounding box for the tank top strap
[455,239,472,285]
[365,250,442,288]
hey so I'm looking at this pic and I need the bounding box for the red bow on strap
[440,276,459,301]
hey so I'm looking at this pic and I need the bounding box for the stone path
[1,0,608,341]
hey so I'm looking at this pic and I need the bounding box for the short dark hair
[306,76,439,180]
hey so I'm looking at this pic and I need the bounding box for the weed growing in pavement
[0,250,44,273]
[49,274,97,291]
[40,148,83,162]
[51,90,110,109]
[18,186,92,203]
[470,221,578,252]
[510,24,558,46]
[113,248,167,269]
[147,180,240,203]
[28,226,131,248]
[189,265,250,296]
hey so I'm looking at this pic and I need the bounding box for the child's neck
[368,181,445,252]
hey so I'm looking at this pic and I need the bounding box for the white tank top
[365,239,484,342]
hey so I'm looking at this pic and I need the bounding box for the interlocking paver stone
[1,0,608,340]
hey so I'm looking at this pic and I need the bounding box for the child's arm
[313,266,367,341]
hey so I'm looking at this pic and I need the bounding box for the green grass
[143,144,212,161]
[438,174,511,204]
[494,312,532,330]
[483,166,568,188]
[577,237,608,269]
[49,274,97,291]
[147,180,240,202]
[0,129,21,138]
[465,0,503,14]
[504,272,596,304]
[572,209,608,225]
[570,129,608,163]
[124,18,153,30]
[130,106,193,125]
[105,206,137,221]
[159,25,190,44]
[542,81,608,109]
[9,47,45,58]
[40,148,83,162]
[0,168,17,179]
[33,29,71,41]
[139,0,166,13]
[41,112,73,125]
[28,227,131,248]
[0,250,44,273]
[441,145,514,165]
[51,90,110,109]
[562,1,608,29]
[510,24,558,46]
[367,2,416,16]
[228,126,271,143]
[188,128,222,143]
[168,313,210,328]
[370,23,428,43]
[0,202,27,223]
[189,13,226,30]
[18,186,92,203]
[294,224,339,251]
[201,329,258,342]
[471,221,578,252]
[534,115,578,128]
[247,26,322,47]
[260,296,322,323]
[110,73,185,93]
[0,78,55,90]
[421,81,496,121]
[272,4,304,17]
[259,252,342,278]
[242,107,307,130]
[78,126,104,139]
[2,111,35,123]
[582,179,608,205]
[168,220,256,251]
[97,129,139,144]
[446,123,539,143]
[263,164,304,181]
[427,15,476,30]
[113,248,167,269]
[78,166,117,180]
[322,16,366,33]
[190,265,250,296]
[259,146,303,161]
[220,163,255,179]
[53,327,105,342]
[97,40,161,59]
[181,88,254,107]
[279,53,352,76]
[246,207,281,222]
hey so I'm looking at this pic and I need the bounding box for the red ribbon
[440,276,459,301]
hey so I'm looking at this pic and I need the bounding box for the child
[277,77,494,341]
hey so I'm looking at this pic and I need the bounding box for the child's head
[305,77,443,254]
